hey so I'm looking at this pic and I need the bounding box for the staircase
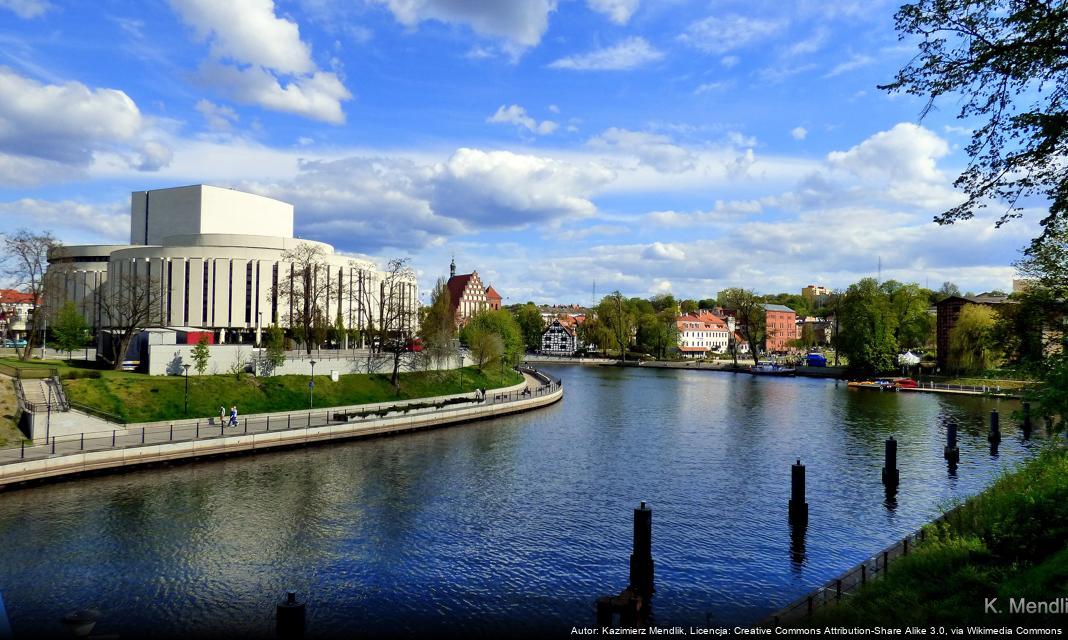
[18,377,68,412]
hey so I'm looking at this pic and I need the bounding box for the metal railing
[0,370,562,466]
[0,363,58,379]
[911,380,1024,396]
[763,508,958,625]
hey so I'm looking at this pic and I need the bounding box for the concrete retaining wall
[0,381,561,488]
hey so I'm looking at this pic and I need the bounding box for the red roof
[0,289,37,305]
[485,285,501,301]
[446,274,474,306]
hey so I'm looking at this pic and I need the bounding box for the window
[183,260,190,325]
[245,262,254,324]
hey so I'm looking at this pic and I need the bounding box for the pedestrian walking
[229,405,238,427]
[219,406,226,426]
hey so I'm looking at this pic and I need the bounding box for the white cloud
[587,128,696,173]
[0,198,128,241]
[195,99,239,130]
[825,53,875,77]
[679,15,784,55]
[693,80,732,95]
[0,0,50,18]
[0,66,169,182]
[828,122,949,185]
[641,242,686,261]
[791,126,807,140]
[586,0,639,25]
[198,62,351,124]
[720,55,740,68]
[169,0,315,74]
[487,104,558,135]
[785,28,828,56]
[549,37,664,71]
[169,0,351,123]
[375,0,557,49]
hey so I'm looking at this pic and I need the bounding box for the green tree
[719,288,765,362]
[465,325,504,372]
[419,277,458,372]
[191,335,211,375]
[948,304,1001,373]
[837,278,899,373]
[595,291,636,362]
[882,0,1068,243]
[460,309,523,367]
[260,325,286,376]
[679,299,698,314]
[514,303,545,352]
[882,281,936,350]
[50,301,88,361]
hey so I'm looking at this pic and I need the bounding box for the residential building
[0,289,38,340]
[802,285,831,305]
[45,185,416,347]
[541,318,578,355]
[935,294,1010,369]
[764,303,798,353]
[445,259,503,327]
[676,310,731,358]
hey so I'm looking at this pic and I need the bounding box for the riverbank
[62,366,521,423]
[0,369,562,489]
[795,445,1068,627]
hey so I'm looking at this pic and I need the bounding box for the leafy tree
[637,309,678,360]
[191,335,211,375]
[50,301,88,361]
[948,304,1001,373]
[460,309,523,367]
[882,0,1068,243]
[650,294,678,313]
[465,325,504,372]
[514,303,545,352]
[419,277,458,372]
[719,288,765,361]
[882,281,936,350]
[697,298,717,310]
[679,299,699,314]
[595,291,636,362]
[837,278,899,373]
[936,281,962,302]
[259,325,286,376]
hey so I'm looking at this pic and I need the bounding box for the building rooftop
[763,303,795,313]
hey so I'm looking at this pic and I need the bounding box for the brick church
[445,258,502,327]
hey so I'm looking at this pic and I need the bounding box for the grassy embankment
[0,357,522,424]
[807,446,1068,627]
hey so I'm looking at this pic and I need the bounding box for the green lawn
[807,446,1068,627]
[63,366,523,423]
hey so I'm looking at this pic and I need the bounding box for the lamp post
[183,364,191,417]
[458,352,464,390]
[46,382,52,444]
[309,360,317,409]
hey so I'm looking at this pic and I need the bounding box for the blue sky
[0,0,1043,304]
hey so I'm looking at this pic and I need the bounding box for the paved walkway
[1,372,557,467]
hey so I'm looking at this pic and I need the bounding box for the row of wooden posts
[598,403,1039,627]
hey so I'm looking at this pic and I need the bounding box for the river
[0,365,1040,637]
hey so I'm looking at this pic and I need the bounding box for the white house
[541,319,578,356]
[676,311,732,358]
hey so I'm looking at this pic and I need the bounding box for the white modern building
[46,185,416,353]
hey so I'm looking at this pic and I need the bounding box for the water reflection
[0,365,1042,636]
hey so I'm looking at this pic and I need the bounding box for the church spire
[450,255,456,278]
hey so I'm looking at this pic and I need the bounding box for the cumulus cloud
[170,0,351,123]
[242,148,614,252]
[587,128,695,173]
[586,0,639,24]
[641,242,686,261]
[0,66,170,183]
[487,104,557,135]
[374,0,557,50]
[791,126,807,140]
[549,37,664,71]
[198,62,351,124]
[679,15,784,55]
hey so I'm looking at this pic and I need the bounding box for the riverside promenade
[0,368,562,488]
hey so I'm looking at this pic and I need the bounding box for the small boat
[749,362,796,376]
[848,377,915,391]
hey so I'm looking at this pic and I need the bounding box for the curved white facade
[46,186,416,340]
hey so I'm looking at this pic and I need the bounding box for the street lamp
[183,364,191,416]
[309,360,317,409]
[46,382,52,444]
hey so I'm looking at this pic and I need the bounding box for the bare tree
[96,269,164,370]
[2,230,60,361]
[366,258,417,389]
[275,243,335,354]
[419,277,458,375]
[720,288,765,362]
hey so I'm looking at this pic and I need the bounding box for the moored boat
[749,362,796,376]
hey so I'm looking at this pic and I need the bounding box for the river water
[0,365,1041,637]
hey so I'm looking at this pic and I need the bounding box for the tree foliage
[719,288,765,360]
[595,291,636,361]
[460,308,523,367]
[419,277,458,372]
[882,0,1068,242]
[191,335,211,376]
[948,303,1001,373]
[514,303,545,352]
[837,278,900,373]
[51,301,88,360]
